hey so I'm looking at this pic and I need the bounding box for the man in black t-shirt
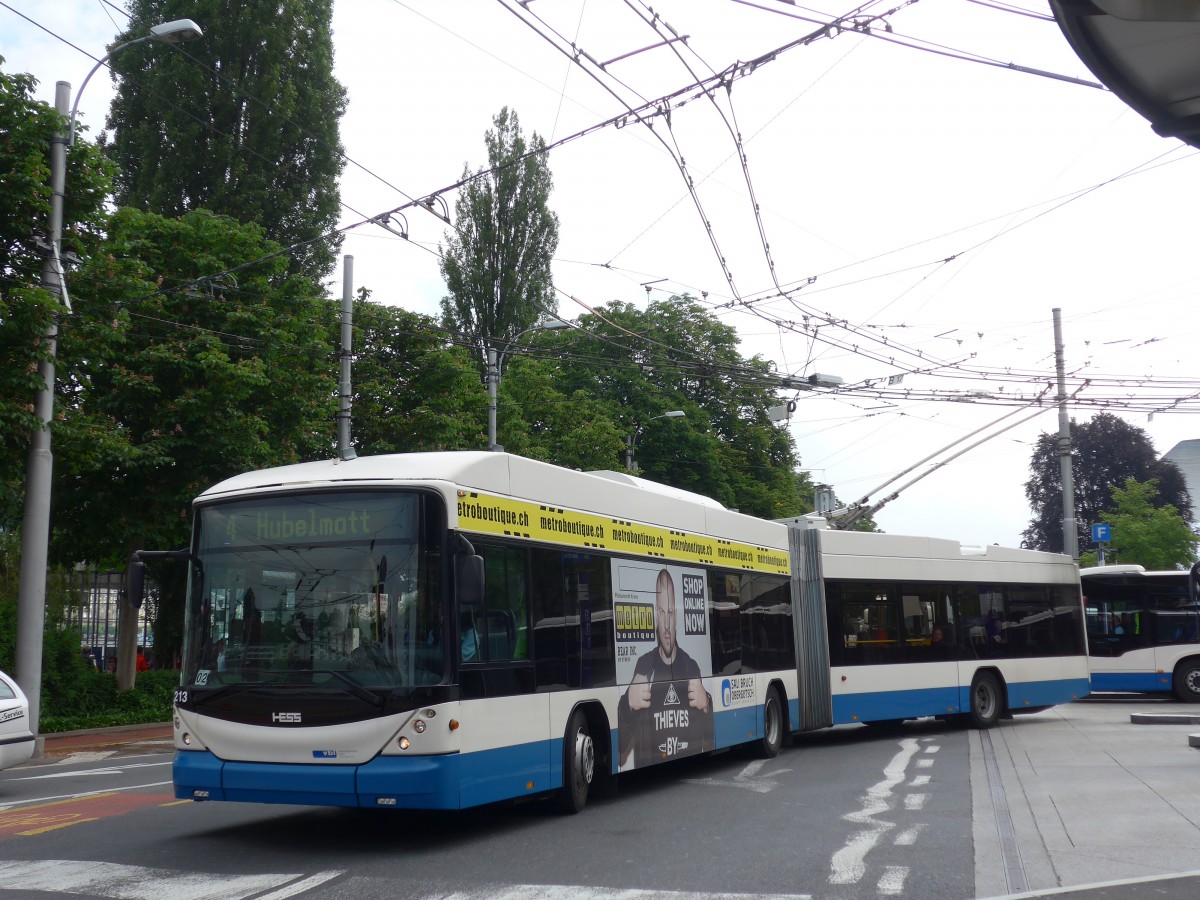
[618,568,713,770]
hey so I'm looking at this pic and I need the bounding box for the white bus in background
[1081,563,1200,700]
[134,452,1089,814]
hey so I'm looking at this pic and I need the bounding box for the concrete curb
[1130,712,1200,725]
[35,721,173,758]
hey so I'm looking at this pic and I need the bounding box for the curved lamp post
[487,318,569,452]
[15,19,204,730]
[625,410,685,474]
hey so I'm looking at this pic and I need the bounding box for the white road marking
[910,775,930,786]
[923,744,941,754]
[0,860,324,900]
[55,751,116,764]
[877,866,908,895]
[894,824,925,845]
[916,757,934,768]
[0,780,173,812]
[428,889,812,900]
[254,870,345,899]
[828,738,919,885]
[904,793,927,810]
[14,760,170,780]
[684,759,788,793]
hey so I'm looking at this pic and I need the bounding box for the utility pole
[487,346,500,451]
[1053,308,1079,560]
[337,255,355,460]
[15,81,69,733]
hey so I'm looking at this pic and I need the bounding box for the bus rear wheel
[756,686,784,759]
[1173,660,1200,702]
[969,672,1002,728]
[559,709,594,814]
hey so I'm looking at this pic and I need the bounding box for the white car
[0,669,35,771]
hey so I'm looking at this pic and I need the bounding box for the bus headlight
[398,736,411,750]
[182,732,192,746]
[412,719,426,734]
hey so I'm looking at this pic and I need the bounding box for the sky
[3,0,1198,550]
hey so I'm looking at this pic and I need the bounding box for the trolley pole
[1053,308,1079,560]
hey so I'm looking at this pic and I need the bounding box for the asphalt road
[1,698,1198,899]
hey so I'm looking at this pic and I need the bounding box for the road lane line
[877,866,908,895]
[255,871,346,899]
[0,780,172,812]
[829,738,919,885]
[18,817,99,835]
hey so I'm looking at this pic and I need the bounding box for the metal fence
[62,567,158,669]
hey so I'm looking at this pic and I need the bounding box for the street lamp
[487,318,569,451]
[15,19,204,731]
[625,410,685,474]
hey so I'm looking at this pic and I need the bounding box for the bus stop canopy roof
[1051,0,1200,149]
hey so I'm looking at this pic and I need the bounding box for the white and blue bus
[1081,563,1200,700]
[141,452,1088,813]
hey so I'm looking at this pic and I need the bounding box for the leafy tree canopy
[1079,478,1198,569]
[440,107,559,373]
[349,298,489,455]
[55,207,338,565]
[1023,412,1192,553]
[0,59,116,527]
[105,0,347,280]
[53,207,338,661]
[532,295,811,519]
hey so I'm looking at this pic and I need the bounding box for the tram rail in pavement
[975,696,1200,900]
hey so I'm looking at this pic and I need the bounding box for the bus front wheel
[969,672,1002,728]
[560,709,595,814]
[756,686,785,759]
[1173,660,1200,703]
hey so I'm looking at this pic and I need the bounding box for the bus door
[1085,585,1152,689]
[1152,592,1200,688]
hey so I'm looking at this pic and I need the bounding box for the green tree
[104,0,346,280]
[541,296,810,519]
[1079,478,1198,569]
[54,207,338,668]
[0,60,115,526]
[349,298,488,454]
[1023,412,1192,553]
[440,107,559,374]
[495,354,626,470]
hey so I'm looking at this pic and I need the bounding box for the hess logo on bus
[272,712,302,724]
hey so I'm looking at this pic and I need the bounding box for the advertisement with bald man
[613,561,713,771]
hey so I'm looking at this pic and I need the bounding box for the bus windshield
[182,491,444,691]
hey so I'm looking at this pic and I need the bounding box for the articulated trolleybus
[151,452,1088,813]
[1081,563,1200,700]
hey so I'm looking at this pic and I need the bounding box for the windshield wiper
[322,669,386,708]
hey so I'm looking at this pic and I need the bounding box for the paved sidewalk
[974,696,1200,900]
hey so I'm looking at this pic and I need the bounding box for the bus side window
[478,544,529,662]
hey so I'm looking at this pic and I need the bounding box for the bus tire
[756,686,785,759]
[1173,660,1200,703]
[559,708,595,814]
[969,671,1002,728]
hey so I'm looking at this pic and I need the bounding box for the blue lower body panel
[832,678,1090,725]
[1090,672,1171,693]
[175,738,566,811]
[834,685,962,724]
[713,705,760,748]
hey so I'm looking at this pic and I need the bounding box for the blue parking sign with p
[1092,523,1111,543]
